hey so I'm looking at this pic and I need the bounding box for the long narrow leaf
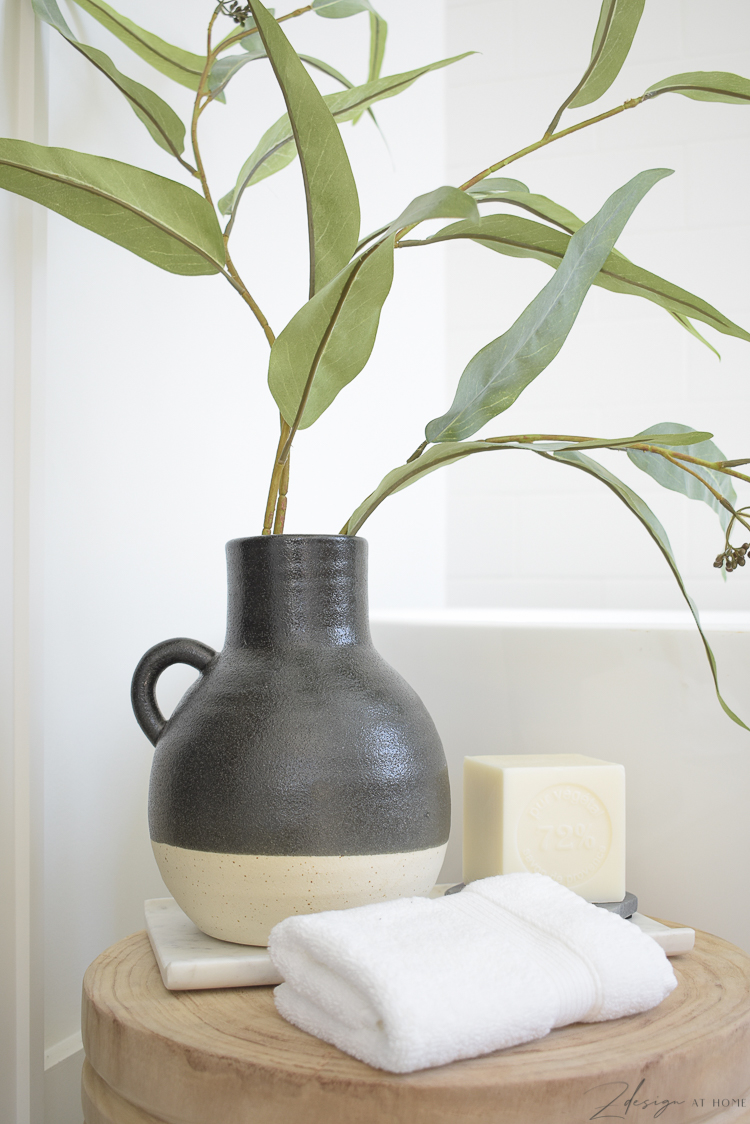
[352,11,388,124]
[270,238,394,429]
[33,0,186,160]
[425,168,673,443]
[627,422,737,530]
[467,177,529,198]
[645,71,750,105]
[415,212,750,346]
[247,0,359,296]
[268,187,478,429]
[313,0,374,16]
[208,54,256,98]
[0,140,225,275]
[569,0,645,109]
[69,0,206,91]
[367,11,388,83]
[219,54,470,216]
[472,189,583,234]
[299,56,382,132]
[546,449,747,729]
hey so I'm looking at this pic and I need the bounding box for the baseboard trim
[44,1031,83,1071]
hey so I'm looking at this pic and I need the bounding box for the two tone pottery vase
[131,535,450,945]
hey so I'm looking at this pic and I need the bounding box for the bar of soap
[463,754,625,903]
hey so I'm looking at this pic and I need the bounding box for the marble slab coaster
[630,912,695,955]
[146,897,696,992]
[146,898,283,990]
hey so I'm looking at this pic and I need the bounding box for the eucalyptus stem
[263,420,292,534]
[191,12,220,210]
[273,456,290,533]
[458,98,645,194]
[217,4,313,53]
[223,242,276,347]
[666,450,750,487]
[660,451,750,533]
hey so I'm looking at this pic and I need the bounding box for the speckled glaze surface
[151,841,448,945]
[132,536,450,940]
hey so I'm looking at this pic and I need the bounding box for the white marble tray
[145,896,695,992]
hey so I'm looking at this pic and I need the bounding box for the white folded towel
[268,873,677,1073]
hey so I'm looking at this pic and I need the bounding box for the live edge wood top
[81,924,750,1124]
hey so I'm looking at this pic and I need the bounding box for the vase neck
[224,536,371,649]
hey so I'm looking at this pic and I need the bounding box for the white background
[2,1,750,1121]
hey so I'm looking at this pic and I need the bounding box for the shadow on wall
[371,615,750,953]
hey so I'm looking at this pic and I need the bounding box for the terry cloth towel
[268,873,677,1073]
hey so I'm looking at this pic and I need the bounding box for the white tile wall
[442,0,750,611]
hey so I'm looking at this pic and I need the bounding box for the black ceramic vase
[131,535,450,945]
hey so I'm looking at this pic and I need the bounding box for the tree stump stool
[81,923,750,1124]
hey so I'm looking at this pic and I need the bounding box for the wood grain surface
[81,925,750,1124]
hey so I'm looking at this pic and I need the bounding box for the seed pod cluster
[219,1,254,25]
[714,543,749,573]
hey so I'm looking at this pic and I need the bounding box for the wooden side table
[81,924,750,1124]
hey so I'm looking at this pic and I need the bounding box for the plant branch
[222,240,276,346]
[263,420,292,534]
[191,11,221,210]
[216,4,313,54]
[664,449,750,487]
[458,98,644,194]
[273,455,290,532]
[659,451,750,533]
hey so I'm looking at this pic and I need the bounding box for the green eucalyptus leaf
[569,0,646,109]
[208,52,259,97]
[425,168,673,443]
[0,139,225,275]
[385,184,478,236]
[367,11,388,82]
[269,238,394,430]
[645,71,750,105]
[268,187,481,429]
[299,55,353,87]
[668,312,720,359]
[33,0,186,158]
[298,56,381,131]
[235,10,273,49]
[68,0,206,92]
[546,448,747,730]
[467,177,529,197]
[417,212,750,345]
[219,53,470,216]
[627,422,737,531]
[351,11,388,124]
[553,430,713,451]
[247,0,360,296]
[472,190,584,234]
[312,0,374,16]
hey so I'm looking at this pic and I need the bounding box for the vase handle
[131,637,216,746]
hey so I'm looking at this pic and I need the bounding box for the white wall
[372,610,750,952]
[443,0,750,611]
[38,0,449,1117]
[3,3,750,1122]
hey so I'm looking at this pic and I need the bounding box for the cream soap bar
[463,754,625,903]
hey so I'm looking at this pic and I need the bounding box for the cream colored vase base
[152,840,448,946]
